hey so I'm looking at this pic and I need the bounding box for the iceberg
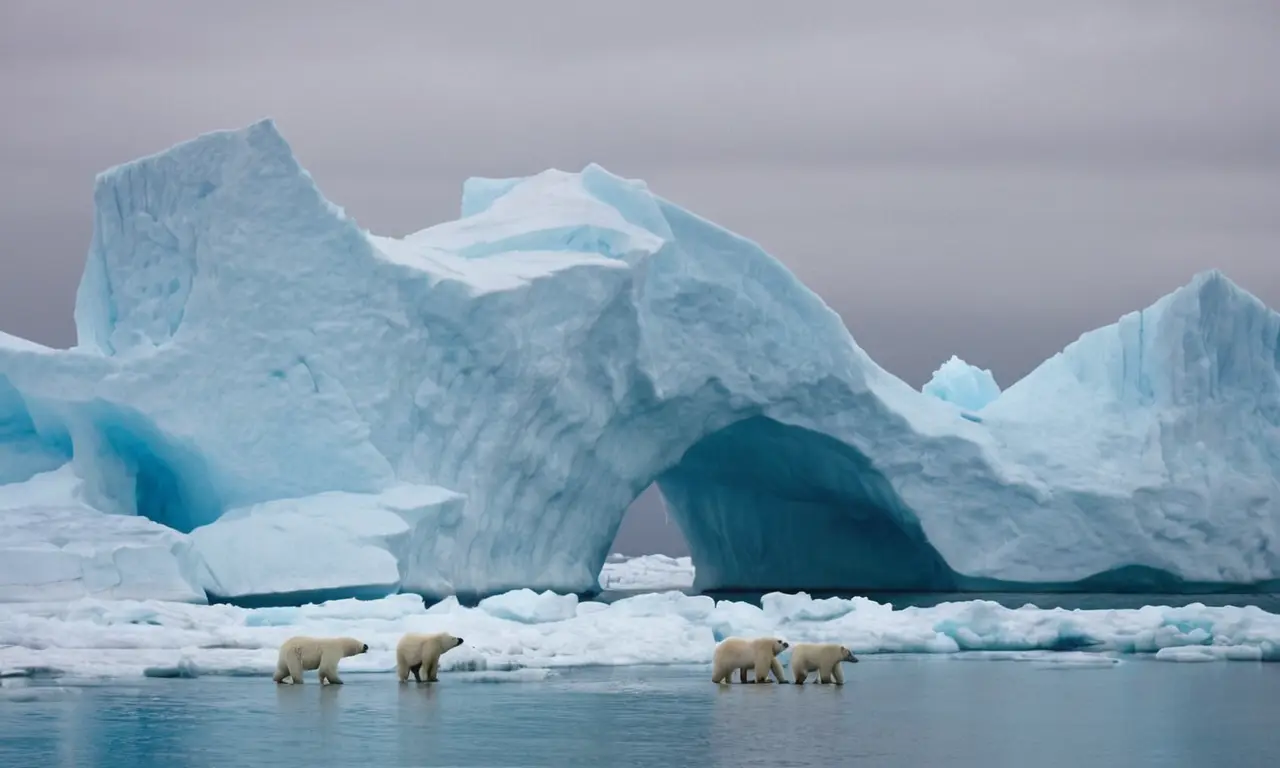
[921,355,1001,412]
[1,119,1278,604]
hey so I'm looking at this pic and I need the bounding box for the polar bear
[396,632,465,683]
[273,636,369,685]
[789,642,858,685]
[711,636,789,684]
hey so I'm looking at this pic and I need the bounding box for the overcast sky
[2,1,1278,556]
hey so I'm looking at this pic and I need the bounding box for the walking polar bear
[273,636,369,685]
[396,632,465,683]
[789,643,858,684]
[711,636,790,684]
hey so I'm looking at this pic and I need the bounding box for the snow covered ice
[0,590,1277,681]
[0,119,1278,606]
[598,554,694,591]
[0,467,204,603]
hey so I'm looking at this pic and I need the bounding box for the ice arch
[656,417,955,593]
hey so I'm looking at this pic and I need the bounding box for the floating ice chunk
[761,591,860,622]
[598,554,695,591]
[478,589,579,624]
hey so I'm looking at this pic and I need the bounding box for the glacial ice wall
[0,119,1277,605]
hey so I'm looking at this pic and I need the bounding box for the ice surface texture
[921,356,1001,412]
[599,554,694,591]
[1,119,1278,604]
[0,591,1276,681]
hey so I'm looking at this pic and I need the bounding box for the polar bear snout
[361,644,369,653]
[780,641,790,649]
[454,637,464,647]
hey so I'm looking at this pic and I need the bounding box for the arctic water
[4,661,1277,768]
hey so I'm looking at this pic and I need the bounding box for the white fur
[789,642,858,685]
[396,631,465,683]
[272,636,368,685]
[711,636,790,684]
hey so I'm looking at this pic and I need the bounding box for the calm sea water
[1,659,1276,767]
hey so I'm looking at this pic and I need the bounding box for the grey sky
[2,1,1278,556]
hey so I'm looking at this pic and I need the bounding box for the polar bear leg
[711,659,732,684]
[318,650,343,685]
[793,664,807,685]
[273,658,291,684]
[832,664,845,685]
[770,658,787,683]
[396,648,410,683]
[426,656,440,683]
[286,650,305,684]
[738,667,749,684]
[410,663,423,682]
[819,667,832,684]
[753,655,773,684]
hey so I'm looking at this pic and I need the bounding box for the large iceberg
[0,119,1277,605]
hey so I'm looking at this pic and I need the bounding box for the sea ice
[597,554,695,591]
[0,591,1275,681]
[477,589,579,624]
[0,119,1277,602]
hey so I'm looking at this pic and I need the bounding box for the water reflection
[0,663,1275,767]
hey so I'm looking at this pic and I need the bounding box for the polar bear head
[436,632,465,649]
[840,645,858,663]
[770,638,789,655]
[337,637,370,657]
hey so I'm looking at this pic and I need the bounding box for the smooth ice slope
[0,591,1276,681]
[190,484,467,605]
[1,119,1278,603]
[922,355,1001,412]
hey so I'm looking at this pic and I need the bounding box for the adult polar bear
[396,632,465,683]
[711,636,790,684]
[789,643,858,684]
[273,636,369,685]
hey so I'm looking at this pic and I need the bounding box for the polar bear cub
[711,636,790,684]
[789,642,858,685]
[273,636,369,685]
[396,632,465,683]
